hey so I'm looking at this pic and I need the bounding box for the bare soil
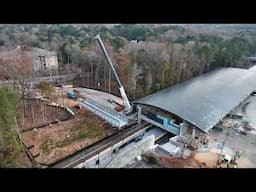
[193,152,219,168]
[21,99,71,131]
[16,152,33,168]
[157,154,208,168]
[21,110,112,165]
[236,157,255,168]
[56,97,77,108]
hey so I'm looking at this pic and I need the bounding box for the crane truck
[95,34,132,114]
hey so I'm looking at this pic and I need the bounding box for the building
[134,67,256,138]
[0,45,58,79]
[32,47,58,73]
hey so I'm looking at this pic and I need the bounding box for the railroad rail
[155,133,174,145]
[49,122,151,168]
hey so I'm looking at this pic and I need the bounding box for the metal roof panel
[134,68,256,132]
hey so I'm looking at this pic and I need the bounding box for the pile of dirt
[157,154,208,168]
[193,152,219,168]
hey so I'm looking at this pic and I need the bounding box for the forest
[1,24,256,167]
[0,86,23,167]
[1,24,256,99]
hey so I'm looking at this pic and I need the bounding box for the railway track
[49,122,151,168]
[155,133,174,145]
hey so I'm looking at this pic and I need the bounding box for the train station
[2,29,256,168]
[17,37,256,168]
[134,67,256,139]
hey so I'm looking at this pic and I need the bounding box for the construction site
[2,34,256,168]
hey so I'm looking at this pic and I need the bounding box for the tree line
[1,24,256,167]
[0,86,23,167]
[1,24,256,99]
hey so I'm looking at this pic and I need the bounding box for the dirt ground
[193,152,218,168]
[18,87,121,166]
[155,153,208,168]
[21,109,112,165]
[21,99,71,131]
[209,121,256,167]
[194,152,255,168]
[55,98,77,108]
[141,151,208,168]
[16,152,34,168]
[236,157,255,168]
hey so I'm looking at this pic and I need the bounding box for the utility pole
[49,68,52,83]
[42,102,46,123]
[216,125,231,168]
[48,28,51,49]
[108,68,111,94]
[31,102,35,125]
[104,64,106,90]
[62,88,64,107]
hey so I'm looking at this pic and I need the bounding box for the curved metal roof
[134,68,256,132]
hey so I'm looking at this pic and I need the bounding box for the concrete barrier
[75,129,152,168]
[106,135,155,168]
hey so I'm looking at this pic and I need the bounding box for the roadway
[0,74,75,86]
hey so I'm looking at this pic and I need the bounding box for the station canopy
[134,67,256,133]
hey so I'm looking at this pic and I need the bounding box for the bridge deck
[78,98,128,128]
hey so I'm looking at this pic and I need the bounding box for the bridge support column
[192,127,196,139]
[137,105,142,125]
[179,121,188,137]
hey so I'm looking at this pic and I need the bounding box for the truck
[67,89,81,99]
[67,91,76,99]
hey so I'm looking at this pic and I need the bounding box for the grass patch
[147,156,158,165]
[40,118,106,154]
[143,154,160,166]
[40,137,55,154]
[56,119,105,148]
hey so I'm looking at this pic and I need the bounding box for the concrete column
[179,122,188,137]
[137,105,142,125]
[192,128,196,139]
[179,126,183,137]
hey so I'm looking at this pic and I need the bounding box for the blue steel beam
[78,98,128,128]
[141,115,180,135]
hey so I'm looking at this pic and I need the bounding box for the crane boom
[95,34,132,112]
